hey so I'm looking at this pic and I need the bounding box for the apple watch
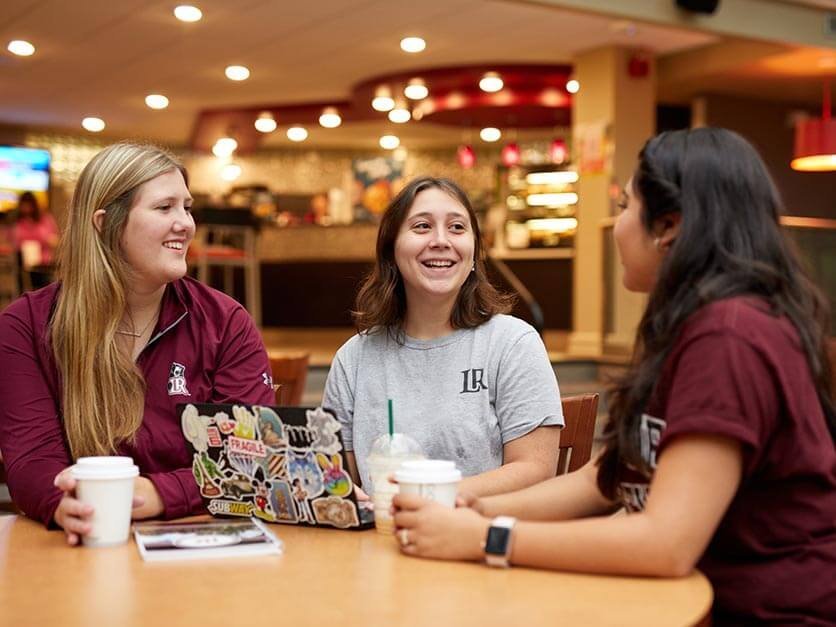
[483,515,516,567]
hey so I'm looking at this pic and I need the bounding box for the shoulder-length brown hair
[353,176,512,334]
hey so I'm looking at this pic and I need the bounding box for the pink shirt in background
[13,214,59,264]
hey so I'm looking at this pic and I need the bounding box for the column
[568,46,655,356]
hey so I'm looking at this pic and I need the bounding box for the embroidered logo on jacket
[167,362,191,396]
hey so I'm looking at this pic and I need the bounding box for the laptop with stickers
[179,403,374,530]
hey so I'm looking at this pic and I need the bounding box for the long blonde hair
[51,142,186,459]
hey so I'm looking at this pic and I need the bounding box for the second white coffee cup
[395,459,462,508]
[70,456,139,547]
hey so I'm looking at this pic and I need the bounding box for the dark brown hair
[353,176,512,335]
[17,191,41,221]
[597,128,834,499]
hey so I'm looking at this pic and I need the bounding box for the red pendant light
[791,79,836,172]
[457,144,476,169]
[549,138,568,164]
[501,142,521,167]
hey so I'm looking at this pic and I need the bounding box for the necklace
[116,308,159,338]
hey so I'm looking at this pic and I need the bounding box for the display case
[491,165,579,260]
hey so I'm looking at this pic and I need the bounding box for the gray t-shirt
[322,314,563,490]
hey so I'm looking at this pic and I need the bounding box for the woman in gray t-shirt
[323,177,563,497]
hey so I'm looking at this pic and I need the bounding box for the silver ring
[398,528,410,547]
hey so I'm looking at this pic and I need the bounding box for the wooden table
[0,515,712,627]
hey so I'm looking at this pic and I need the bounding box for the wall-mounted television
[0,146,51,213]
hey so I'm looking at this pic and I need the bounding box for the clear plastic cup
[71,456,139,547]
[366,433,424,534]
[395,459,462,508]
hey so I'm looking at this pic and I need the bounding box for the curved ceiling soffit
[190,63,574,154]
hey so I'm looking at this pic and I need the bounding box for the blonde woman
[0,143,274,544]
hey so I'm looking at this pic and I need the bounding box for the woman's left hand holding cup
[392,493,490,561]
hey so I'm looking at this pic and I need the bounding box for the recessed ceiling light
[379,135,400,150]
[372,86,395,112]
[388,107,411,124]
[319,107,342,128]
[254,112,277,133]
[7,40,35,56]
[479,72,504,93]
[404,78,428,100]
[221,163,242,181]
[286,126,309,142]
[400,37,426,53]
[174,5,203,22]
[225,65,250,81]
[212,137,237,157]
[82,117,105,132]
[145,94,169,110]
[566,79,580,94]
[480,127,501,142]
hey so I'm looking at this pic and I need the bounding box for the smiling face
[394,186,475,306]
[120,168,195,293]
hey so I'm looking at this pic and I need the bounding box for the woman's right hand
[52,468,93,546]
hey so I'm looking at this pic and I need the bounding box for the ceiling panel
[0,0,824,147]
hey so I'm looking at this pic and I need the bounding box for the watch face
[485,526,511,555]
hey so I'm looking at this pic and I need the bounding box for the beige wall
[8,128,521,219]
[183,146,501,201]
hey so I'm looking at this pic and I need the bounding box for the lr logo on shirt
[460,368,488,394]
[167,362,191,396]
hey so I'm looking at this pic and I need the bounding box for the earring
[471,262,476,272]
[653,237,662,251]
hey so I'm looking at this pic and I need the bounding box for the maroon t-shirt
[0,277,275,525]
[617,297,836,625]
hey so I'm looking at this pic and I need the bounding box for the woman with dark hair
[323,177,563,497]
[392,129,835,624]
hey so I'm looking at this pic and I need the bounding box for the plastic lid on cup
[395,459,462,484]
[71,456,139,480]
[76,456,134,466]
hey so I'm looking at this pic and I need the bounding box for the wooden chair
[268,352,310,406]
[557,393,600,475]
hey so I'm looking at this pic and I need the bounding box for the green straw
[388,399,394,438]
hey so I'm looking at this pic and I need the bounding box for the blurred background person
[13,191,59,290]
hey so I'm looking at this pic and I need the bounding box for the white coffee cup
[395,459,462,508]
[70,456,139,547]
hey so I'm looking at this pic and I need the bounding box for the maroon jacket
[0,277,274,525]
[617,297,836,625]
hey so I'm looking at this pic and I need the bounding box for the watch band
[484,515,516,567]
